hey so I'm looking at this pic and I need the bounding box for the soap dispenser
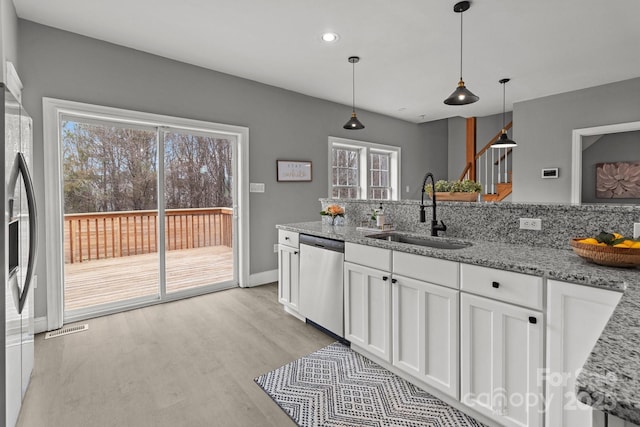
[376,203,385,227]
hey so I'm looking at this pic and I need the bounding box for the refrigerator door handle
[8,152,38,314]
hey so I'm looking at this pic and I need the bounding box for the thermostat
[541,168,559,179]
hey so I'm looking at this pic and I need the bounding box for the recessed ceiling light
[321,32,339,43]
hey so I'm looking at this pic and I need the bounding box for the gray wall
[447,117,465,180]
[18,20,445,319]
[513,77,640,203]
[414,119,448,198]
[0,0,19,81]
[582,131,640,204]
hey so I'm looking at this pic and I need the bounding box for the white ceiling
[13,0,640,123]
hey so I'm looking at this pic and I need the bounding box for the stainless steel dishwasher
[299,234,345,338]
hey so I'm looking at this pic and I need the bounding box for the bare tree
[63,120,232,213]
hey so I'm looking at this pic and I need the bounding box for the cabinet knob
[294,251,298,255]
[529,316,537,324]
[285,236,290,240]
[382,276,389,281]
[391,278,397,284]
[492,281,500,288]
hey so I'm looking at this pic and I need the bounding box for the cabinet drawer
[393,251,459,289]
[278,230,299,247]
[345,242,392,271]
[460,264,543,310]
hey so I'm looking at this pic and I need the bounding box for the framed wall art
[277,160,312,182]
[596,161,640,199]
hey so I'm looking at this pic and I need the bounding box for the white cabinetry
[277,230,299,313]
[344,243,392,363]
[392,252,459,399]
[460,265,544,427]
[593,411,640,427]
[546,279,622,427]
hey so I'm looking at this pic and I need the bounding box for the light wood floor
[64,246,233,311]
[17,283,333,427]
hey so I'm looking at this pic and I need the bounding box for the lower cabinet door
[277,244,299,310]
[392,275,459,399]
[344,262,392,362]
[461,293,543,427]
[546,280,622,427]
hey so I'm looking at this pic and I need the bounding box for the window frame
[328,136,401,200]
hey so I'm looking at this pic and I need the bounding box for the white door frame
[571,120,640,204]
[43,98,250,330]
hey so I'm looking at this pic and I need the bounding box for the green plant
[431,179,482,193]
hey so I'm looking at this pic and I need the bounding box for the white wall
[513,77,640,203]
[0,0,19,81]
[18,20,447,319]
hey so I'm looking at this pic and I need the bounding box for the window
[369,151,390,199]
[332,146,359,198]
[328,136,400,200]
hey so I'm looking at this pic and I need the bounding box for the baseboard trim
[34,316,48,334]
[245,269,278,287]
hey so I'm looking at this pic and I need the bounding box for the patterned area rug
[255,342,484,427]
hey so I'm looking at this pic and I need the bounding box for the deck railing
[64,207,233,264]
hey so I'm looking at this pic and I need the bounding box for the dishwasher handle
[299,234,345,253]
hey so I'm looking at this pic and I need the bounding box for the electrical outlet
[519,218,542,231]
[634,223,640,239]
[273,243,278,253]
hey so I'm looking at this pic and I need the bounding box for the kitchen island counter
[277,221,640,424]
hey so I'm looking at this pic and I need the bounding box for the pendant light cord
[352,61,356,113]
[459,11,463,80]
[502,81,506,128]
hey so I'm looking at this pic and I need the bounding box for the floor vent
[44,324,89,339]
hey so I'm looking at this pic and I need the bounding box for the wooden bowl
[570,238,640,268]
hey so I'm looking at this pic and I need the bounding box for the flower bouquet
[320,204,345,225]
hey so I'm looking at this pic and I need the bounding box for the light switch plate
[250,182,265,193]
[634,223,640,239]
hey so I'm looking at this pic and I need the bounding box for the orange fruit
[613,232,623,239]
[580,238,598,245]
[631,242,640,249]
[614,243,628,248]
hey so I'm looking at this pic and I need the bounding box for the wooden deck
[64,245,234,311]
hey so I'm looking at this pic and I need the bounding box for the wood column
[466,117,476,181]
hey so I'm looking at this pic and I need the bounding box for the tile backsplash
[320,199,640,250]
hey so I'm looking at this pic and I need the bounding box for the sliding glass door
[61,115,237,319]
[62,119,160,312]
[162,129,235,294]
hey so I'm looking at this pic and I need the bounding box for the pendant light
[444,1,479,106]
[491,78,517,148]
[343,56,365,130]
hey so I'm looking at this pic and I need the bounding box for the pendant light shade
[444,1,479,106]
[491,78,517,148]
[343,56,364,130]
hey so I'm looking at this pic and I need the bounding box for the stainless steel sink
[365,232,472,250]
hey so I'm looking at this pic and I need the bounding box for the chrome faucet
[420,172,447,237]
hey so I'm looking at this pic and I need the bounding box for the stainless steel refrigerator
[1,82,36,427]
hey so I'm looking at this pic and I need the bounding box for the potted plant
[428,179,482,202]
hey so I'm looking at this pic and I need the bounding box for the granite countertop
[277,221,640,424]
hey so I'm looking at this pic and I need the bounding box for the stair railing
[470,122,513,197]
